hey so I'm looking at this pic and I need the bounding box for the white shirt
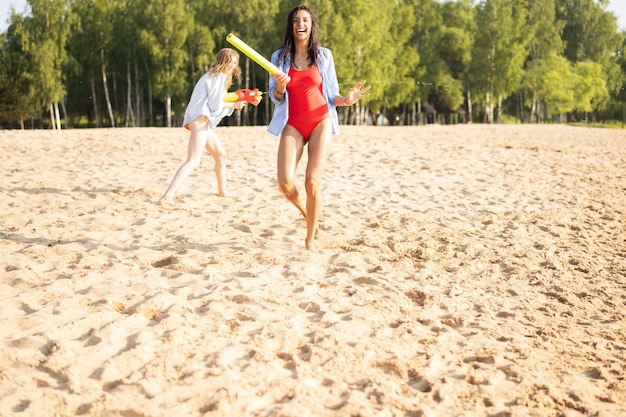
[183,72,234,129]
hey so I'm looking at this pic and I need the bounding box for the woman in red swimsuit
[286,62,329,142]
[270,5,370,253]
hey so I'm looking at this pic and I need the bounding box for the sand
[0,124,624,417]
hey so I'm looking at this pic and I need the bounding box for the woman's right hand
[273,71,291,89]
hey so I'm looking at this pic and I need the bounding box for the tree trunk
[135,58,141,127]
[101,48,116,127]
[240,57,249,126]
[485,90,494,124]
[467,90,472,124]
[264,73,270,125]
[61,96,70,128]
[126,60,135,127]
[49,102,55,129]
[251,64,258,126]
[166,96,172,128]
[91,74,101,127]
[144,60,154,126]
[112,72,118,114]
[359,103,367,125]
[536,101,541,123]
[417,98,422,125]
[54,102,61,130]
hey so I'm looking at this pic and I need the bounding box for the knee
[213,152,227,166]
[305,177,320,196]
[277,174,296,196]
[277,179,292,196]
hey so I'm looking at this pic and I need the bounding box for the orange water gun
[224,88,263,103]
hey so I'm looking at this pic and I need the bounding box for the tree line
[0,0,624,129]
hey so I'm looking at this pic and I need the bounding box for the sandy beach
[1,124,624,416]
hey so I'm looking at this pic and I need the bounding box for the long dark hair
[279,5,321,65]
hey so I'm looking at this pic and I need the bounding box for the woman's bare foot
[305,240,320,253]
[158,194,175,204]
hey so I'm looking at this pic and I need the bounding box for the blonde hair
[209,48,242,88]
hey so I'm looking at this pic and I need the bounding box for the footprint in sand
[150,255,203,274]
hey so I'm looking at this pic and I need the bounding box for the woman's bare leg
[204,129,229,197]
[277,125,307,218]
[161,118,209,202]
[303,119,332,252]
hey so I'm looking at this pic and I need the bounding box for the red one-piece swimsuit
[287,64,330,142]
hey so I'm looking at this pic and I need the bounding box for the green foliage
[26,0,72,114]
[379,1,422,108]
[321,0,416,109]
[1,0,625,127]
[469,0,529,118]
[527,0,564,61]
[524,54,576,116]
[0,17,37,124]
[573,61,609,113]
[559,0,622,97]
[138,0,189,102]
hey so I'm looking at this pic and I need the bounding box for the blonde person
[269,5,370,252]
[161,48,259,202]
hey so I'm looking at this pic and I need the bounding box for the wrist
[344,96,352,106]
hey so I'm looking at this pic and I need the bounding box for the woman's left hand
[345,80,371,105]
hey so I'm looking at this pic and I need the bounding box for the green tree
[527,0,564,61]
[184,0,216,80]
[138,0,189,127]
[573,61,608,121]
[616,35,626,126]
[24,0,72,129]
[469,0,528,123]
[408,0,439,123]
[3,0,626,128]
[108,0,143,127]
[68,0,117,127]
[0,16,36,128]
[323,0,417,123]
[559,0,622,115]
[434,0,474,118]
[524,54,575,121]
[523,0,564,122]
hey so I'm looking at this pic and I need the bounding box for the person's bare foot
[158,194,175,204]
[218,191,231,197]
[305,240,320,253]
